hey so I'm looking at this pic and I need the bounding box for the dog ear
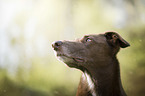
[105,32,130,48]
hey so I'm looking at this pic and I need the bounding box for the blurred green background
[0,0,145,96]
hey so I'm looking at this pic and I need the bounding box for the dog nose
[52,41,63,50]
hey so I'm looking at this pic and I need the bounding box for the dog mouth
[57,53,85,63]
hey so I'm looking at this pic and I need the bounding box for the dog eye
[86,38,92,42]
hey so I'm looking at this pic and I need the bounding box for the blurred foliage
[0,76,48,96]
[0,0,145,96]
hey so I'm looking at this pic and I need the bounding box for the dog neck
[77,57,126,96]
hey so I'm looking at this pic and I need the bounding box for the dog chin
[57,56,73,63]
[57,56,78,68]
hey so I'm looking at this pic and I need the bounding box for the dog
[52,31,130,96]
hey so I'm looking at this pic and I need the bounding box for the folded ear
[105,31,130,48]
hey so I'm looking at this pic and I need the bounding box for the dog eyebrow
[84,35,89,38]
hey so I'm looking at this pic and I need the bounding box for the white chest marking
[84,72,97,96]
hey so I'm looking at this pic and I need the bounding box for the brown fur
[52,32,130,96]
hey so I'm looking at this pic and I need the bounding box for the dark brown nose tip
[52,41,63,50]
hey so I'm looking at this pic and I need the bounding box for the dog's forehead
[85,34,105,40]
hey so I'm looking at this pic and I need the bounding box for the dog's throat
[84,72,97,96]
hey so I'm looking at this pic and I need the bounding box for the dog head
[52,32,130,71]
